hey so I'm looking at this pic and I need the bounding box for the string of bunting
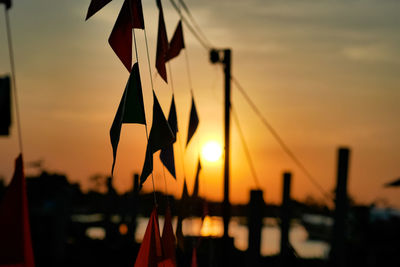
[85,0,203,265]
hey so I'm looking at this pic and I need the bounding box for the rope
[177,0,213,48]
[232,77,333,203]
[231,106,261,189]
[131,9,157,204]
[167,0,210,50]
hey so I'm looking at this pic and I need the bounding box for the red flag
[129,0,145,29]
[134,207,163,267]
[85,0,112,20]
[109,0,145,71]
[161,206,176,266]
[0,154,35,267]
[191,247,198,267]
[158,259,175,267]
[166,21,185,62]
[155,0,168,82]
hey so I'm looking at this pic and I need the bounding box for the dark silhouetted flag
[140,91,175,186]
[110,63,146,175]
[385,178,400,187]
[0,154,35,267]
[134,207,162,267]
[85,0,112,20]
[181,178,190,202]
[192,158,201,199]
[159,96,178,178]
[155,0,168,82]
[186,96,199,147]
[191,247,198,267]
[166,21,185,62]
[0,76,11,136]
[0,0,11,9]
[109,0,145,71]
[161,205,176,266]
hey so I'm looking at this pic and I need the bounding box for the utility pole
[210,49,231,238]
[330,147,350,267]
[280,172,292,266]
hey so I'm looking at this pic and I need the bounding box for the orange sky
[0,0,399,208]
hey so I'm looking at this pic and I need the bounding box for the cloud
[342,43,399,63]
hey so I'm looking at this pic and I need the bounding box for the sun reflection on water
[200,216,223,237]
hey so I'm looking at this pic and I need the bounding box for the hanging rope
[4,8,24,155]
[231,106,261,189]
[177,0,213,48]
[130,0,158,204]
[232,77,333,203]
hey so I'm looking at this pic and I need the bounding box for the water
[134,216,330,259]
[81,214,330,258]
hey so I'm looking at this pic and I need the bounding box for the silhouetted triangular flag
[0,154,35,267]
[166,96,178,134]
[85,0,112,20]
[385,178,400,187]
[161,205,176,266]
[109,0,145,71]
[0,76,11,136]
[140,91,175,185]
[166,21,185,62]
[181,178,190,202]
[0,0,11,9]
[192,158,201,199]
[159,96,178,178]
[155,0,168,82]
[191,247,198,267]
[128,0,145,29]
[186,96,199,147]
[110,63,146,175]
[134,207,163,267]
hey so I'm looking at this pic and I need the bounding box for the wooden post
[248,190,265,266]
[222,49,231,238]
[209,49,233,264]
[280,172,292,261]
[330,147,350,267]
[210,48,232,238]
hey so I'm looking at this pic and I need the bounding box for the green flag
[159,96,178,178]
[186,96,199,147]
[110,63,146,175]
[140,90,175,186]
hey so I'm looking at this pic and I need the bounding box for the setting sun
[201,141,223,162]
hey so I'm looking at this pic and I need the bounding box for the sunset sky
[1,0,399,208]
